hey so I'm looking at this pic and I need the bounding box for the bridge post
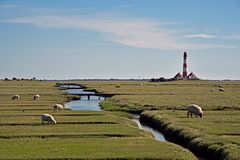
[88,95,90,100]
[79,96,81,100]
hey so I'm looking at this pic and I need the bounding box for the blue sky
[0,0,240,80]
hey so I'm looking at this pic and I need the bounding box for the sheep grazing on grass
[12,95,20,100]
[33,94,40,100]
[219,88,225,92]
[187,104,203,118]
[41,114,56,125]
[115,85,120,88]
[53,103,64,112]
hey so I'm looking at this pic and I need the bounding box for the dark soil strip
[0,134,132,139]
[59,122,117,124]
[1,158,165,160]
[0,109,52,111]
[57,114,103,116]
[0,122,118,126]
[0,114,103,117]
[0,104,50,106]
[222,134,240,136]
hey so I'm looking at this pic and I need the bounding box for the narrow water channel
[63,87,166,142]
[132,115,165,141]
[62,85,205,160]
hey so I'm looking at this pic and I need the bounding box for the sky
[0,0,240,80]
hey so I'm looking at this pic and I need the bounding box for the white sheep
[41,114,56,124]
[33,94,40,100]
[12,95,20,100]
[187,104,203,118]
[219,88,225,92]
[53,103,64,112]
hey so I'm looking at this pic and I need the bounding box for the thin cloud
[1,15,237,50]
[185,33,240,40]
[0,4,16,8]
[184,34,217,39]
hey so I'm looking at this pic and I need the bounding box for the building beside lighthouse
[150,51,199,82]
[173,51,199,80]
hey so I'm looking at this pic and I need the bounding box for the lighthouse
[172,51,199,80]
[183,51,188,79]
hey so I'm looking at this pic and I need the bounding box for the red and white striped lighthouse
[183,51,188,79]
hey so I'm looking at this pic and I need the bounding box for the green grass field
[94,80,240,112]
[140,110,240,160]
[0,80,197,159]
[0,138,195,160]
[77,80,240,160]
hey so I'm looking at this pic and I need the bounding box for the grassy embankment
[79,80,240,160]
[0,80,196,159]
[140,110,240,160]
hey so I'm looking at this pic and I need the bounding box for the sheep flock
[10,94,61,124]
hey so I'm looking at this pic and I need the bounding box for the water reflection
[65,89,95,94]
[132,115,166,141]
[64,87,166,142]
[65,96,102,111]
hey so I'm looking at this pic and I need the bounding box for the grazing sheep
[210,89,214,92]
[187,104,203,118]
[218,85,223,88]
[139,84,143,87]
[115,85,120,88]
[41,114,56,124]
[12,95,20,100]
[219,88,225,92]
[33,94,40,100]
[53,103,64,111]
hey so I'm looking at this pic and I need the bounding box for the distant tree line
[1,77,41,81]
[150,77,175,82]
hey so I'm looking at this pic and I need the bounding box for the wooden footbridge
[56,83,124,100]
